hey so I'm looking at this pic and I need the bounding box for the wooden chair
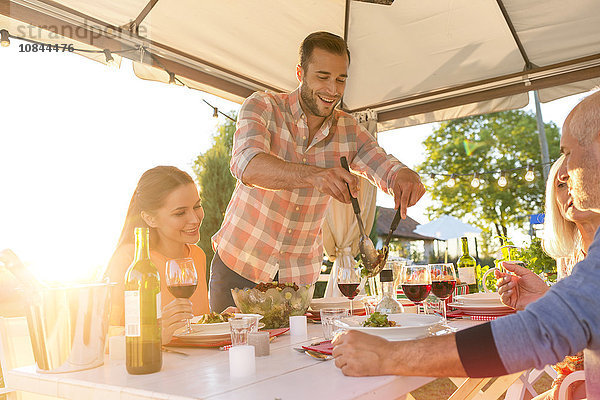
[504,365,557,399]
[0,316,56,400]
[448,372,525,400]
[557,370,585,400]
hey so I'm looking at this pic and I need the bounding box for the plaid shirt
[212,88,405,284]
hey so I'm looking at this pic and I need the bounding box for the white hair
[542,155,584,265]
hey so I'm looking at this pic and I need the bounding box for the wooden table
[5,324,437,400]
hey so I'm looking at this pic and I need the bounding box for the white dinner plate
[173,331,231,343]
[334,314,443,341]
[453,293,503,306]
[310,296,366,311]
[177,322,265,338]
[188,321,230,335]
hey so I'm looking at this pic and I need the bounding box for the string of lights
[0,29,235,122]
[427,160,554,189]
[2,28,550,184]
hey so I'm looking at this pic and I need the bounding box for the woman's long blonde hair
[542,155,585,269]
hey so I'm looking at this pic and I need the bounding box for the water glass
[234,313,262,332]
[229,317,253,346]
[319,308,348,340]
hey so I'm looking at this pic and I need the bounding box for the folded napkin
[446,310,514,321]
[302,340,334,355]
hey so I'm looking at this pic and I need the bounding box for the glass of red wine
[429,263,457,323]
[337,261,361,317]
[166,257,198,334]
[400,264,431,314]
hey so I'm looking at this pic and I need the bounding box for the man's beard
[570,149,600,212]
[300,84,337,118]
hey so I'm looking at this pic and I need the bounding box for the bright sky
[0,42,593,282]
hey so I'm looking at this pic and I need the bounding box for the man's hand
[332,330,395,376]
[307,167,359,204]
[391,168,426,219]
[495,262,549,310]
[333,328,466,377]
[242,154,359,203]
[161,298,194,345]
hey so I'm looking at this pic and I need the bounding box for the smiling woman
[105,166,210,344]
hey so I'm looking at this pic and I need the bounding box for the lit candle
[229,345,256,377]
[289,315,307,338]
[247,332,270,357]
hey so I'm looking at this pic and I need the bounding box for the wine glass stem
[442,300,447,323]
[349,298,353,316]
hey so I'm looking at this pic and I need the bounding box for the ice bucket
[25,282,112,373]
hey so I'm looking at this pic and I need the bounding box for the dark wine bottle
[457,236,479,294]
[124,227,162,374]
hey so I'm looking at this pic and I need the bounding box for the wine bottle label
[156,292,162,319]
[124,290,141,337]
[458,267,476,285]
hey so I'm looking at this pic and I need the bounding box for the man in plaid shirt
[209,32,425,312]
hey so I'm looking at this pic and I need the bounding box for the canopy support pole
[495,0,534,70]
[126,0,161,35]
[533,91,551,181]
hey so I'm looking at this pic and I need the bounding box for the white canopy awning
[2,0,600,130]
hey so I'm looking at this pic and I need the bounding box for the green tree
[192,114,237,283]
[417,110,560,241]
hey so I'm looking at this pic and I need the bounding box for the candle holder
[229,345,256,377]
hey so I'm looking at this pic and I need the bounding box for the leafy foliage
[515,237,557,283]
[192,114,237,283]
[417,110,560,242]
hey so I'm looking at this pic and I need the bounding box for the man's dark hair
[299,31,350,69]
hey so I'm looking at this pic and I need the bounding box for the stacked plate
[334,314,443,341]
[174,321,264,344]
[448,293,515,316]
[307,296,366,322]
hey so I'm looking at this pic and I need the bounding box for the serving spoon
[368,206,404,276]
[340,156,380,276]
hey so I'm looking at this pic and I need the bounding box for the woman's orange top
[107,243,210,325]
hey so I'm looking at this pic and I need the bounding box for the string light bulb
[213,107,219,118]
[103,49,118,69]
[446,174,456,188]
[498,172,508,188]
[168,72,176,85]
[0,29,10,47]
[525,165,535,182]
[470,173,480,188]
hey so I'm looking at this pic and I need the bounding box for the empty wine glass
[400,265,431,314]
[429,263,457,323]
[166,257,198,334]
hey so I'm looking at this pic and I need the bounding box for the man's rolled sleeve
[230,93,273,185]
[352,124,406,194]
[385,164,407,196]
